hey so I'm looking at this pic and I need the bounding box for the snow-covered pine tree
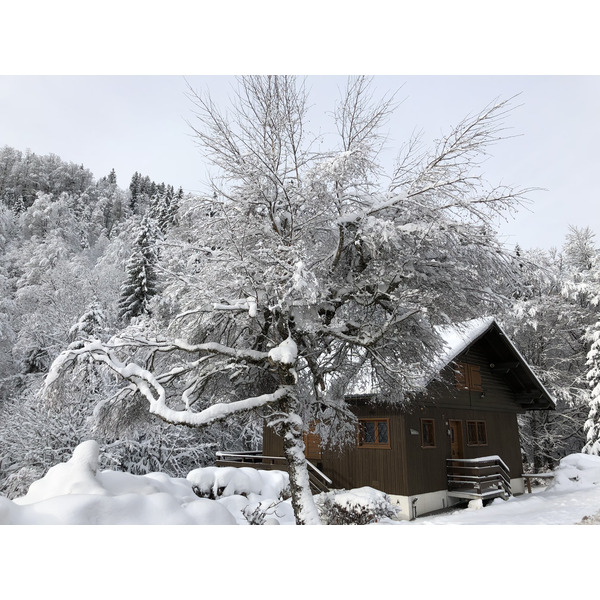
[148,185,177,234]
[157,185,175,233]
[128,172,141,212]
[169,187,183,227]
[118,215,159,322]
[562,226,600,457]
[45,76,530,525]
[500,241,593,470]
[584,323,600,455]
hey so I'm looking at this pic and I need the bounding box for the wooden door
[303,423,322,460]
[449,420,463,459]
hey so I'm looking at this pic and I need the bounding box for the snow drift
[546,452,600,491]
[187,465,289,500]
[2,440,290,525]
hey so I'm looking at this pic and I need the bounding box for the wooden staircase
[216,451,332,494]
[447,456,512,501]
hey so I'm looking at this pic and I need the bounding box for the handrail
[522,472,554,493]
[215,450,262,456]
[216,451,285,461]
[306,459,333,485]
[215,451,333,487]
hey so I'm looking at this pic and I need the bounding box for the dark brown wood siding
[262,405,411,496]
[262,425,284,457]
[320,404,409,495]
[402,406,522,495]
[260,337,528,497]
[400,337,525,493]
[426,339,524,413]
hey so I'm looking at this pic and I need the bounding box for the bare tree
[44,76,527,524]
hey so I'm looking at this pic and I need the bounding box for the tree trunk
[277,392,321,525]
[530,413,542,473]
[280,415,322,525]
[270,339,322,525]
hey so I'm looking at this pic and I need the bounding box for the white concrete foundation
[389,489,464,520]
[389,479,523,520]
[511,477,525,495]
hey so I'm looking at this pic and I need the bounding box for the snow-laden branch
[107,336,269,365]
[213,296,257,317]
[43,338,293,430]
[317,308,421,348]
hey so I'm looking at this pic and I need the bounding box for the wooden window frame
[466,420,488,446]
[357,418,391,449]
[455,362,483,392]
[420,418,436,448]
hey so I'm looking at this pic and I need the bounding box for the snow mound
[187,466,290,500]
[547,453,600,491]
[322,486,389,509]
[14,440,107,505]
[2,441,241,524]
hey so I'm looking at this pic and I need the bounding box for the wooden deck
[216,451,333,494]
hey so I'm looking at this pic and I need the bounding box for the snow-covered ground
[1,440,294,525]
[1,440,600,525]
[401,453,600,526]
[1,442,598,598]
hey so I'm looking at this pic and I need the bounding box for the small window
[467,420,487,446]
[357,419,390,449]
[455,362,483,392]
[421,419,436,448]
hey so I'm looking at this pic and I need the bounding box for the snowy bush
[241,500,285,525]
[187,466,290,501]
[0,465,46,499]
[315,487,399,525]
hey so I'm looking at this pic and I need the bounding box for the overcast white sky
[1,74,598,251]
[1,3,599,252]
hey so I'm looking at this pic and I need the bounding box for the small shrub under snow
[315,487,399,525]
[241,500,286,525]
[187,466,290,501]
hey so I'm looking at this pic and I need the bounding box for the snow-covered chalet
[217,318,555,520]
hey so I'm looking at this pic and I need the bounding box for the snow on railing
[216,451,333,485]
[447,455,509,473]
[305,460,333,485]
[447,456,512,500]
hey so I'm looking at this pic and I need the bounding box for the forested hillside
[0,146,257,498]
[1,77,600,515]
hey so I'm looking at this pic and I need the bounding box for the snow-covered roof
[347,317,554,409]
[432,317,555,409]
[433,317,496,374]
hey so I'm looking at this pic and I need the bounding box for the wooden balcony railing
[215,451,332,494]
[447,456,512,501]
